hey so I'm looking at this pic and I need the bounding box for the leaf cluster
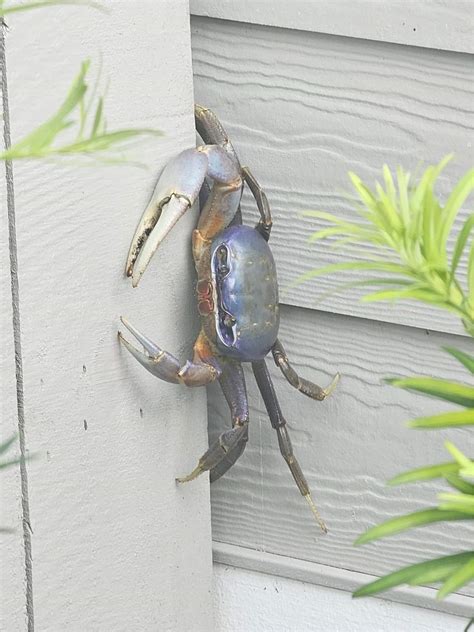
[1,60,161,162]
[353,348,474,600]
[302,159,474,605]
[301,157,474,335]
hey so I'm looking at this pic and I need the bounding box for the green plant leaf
[354,508,469,545]
[437,558,474,599]
[0,457,23,470]
[446,474,474,495]
[292,261,416,288]
[409,409,474,429]
[0,434,17,455]
[439,168,474,254]
[388,461,461,485]
[1,60,161,161]
[0,0,105,16]
[451,214,474,276]
[353,552,474,598]
[438,492,474,515]
[386,377,474,408]
[443,347,474,374]
[469,241,474,304]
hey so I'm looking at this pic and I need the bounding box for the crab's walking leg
[194,104,241,167]
[272,339,339,401]
[242,166,272,241]
[252,359,327,533]
[177,359,249,483]
[118,318,220,386]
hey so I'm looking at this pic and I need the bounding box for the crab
[119,105,339,531]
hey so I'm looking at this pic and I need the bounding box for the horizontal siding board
[207,304,474,606]
[191,16,474,337]
[190,0,474,54]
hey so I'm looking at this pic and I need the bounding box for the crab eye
[216,244,230,277]
[219,310,236,345]
[223,313,236,328]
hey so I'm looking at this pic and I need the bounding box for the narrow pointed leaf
[0,434,17,456]
[409,409,474,429]
[292,261,416,288]
[0,1,105,16]
[446,474,474,495]
[388,461,460,485]
[443,347,474,374]
[440,168,474,251]
[451,215,474,275]
[91,96,103,137]
[437,558,474,599]
[353,552,474,598]
[354,508,469,545]
[386,377,474,407]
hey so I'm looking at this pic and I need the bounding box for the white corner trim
[212,541,474,619]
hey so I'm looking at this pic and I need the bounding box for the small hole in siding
[83,419,88,430]
[413,27,417,32]
[82,364,87,374]
[139,408,144,418]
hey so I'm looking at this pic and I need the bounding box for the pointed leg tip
[304,493,328,534]
[176,466,202,484]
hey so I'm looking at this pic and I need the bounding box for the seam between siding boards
[212,541,473,619]
[189,1,474,54]
[1,21,35,632]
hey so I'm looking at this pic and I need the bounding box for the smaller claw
[118,316,181,383]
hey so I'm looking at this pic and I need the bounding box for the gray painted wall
[190,2,474,618]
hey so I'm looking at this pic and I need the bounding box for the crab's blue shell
[211,225,279,361]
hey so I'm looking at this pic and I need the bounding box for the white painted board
[3,2,214,630]
[191,0,474,54]
[191,16,474,336]
[214,563,468,632]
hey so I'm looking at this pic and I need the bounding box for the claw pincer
[119,105,339,532]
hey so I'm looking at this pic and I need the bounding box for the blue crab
[119,105,339,531]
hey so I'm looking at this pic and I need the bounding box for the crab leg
[252,359,327,533]
[177,359,249,483]
[118,318,220,386]
[126,145,243,286]
[242,166,272,241]
[194,104,241,167]
[272,339,339,401]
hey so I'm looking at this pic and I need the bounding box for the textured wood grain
[191,17,474,336]
[5,3,213,630]
[191,0,474,54]
[208,305,474,605]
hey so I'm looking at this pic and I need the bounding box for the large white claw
[126,148,208,286]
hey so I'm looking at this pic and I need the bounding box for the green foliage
[0,435,21,533]
[301,156,474,335]
[0,433,20,469]
[0,0,104,18]
[304,159,474,602]
[353,552,474,599]
[1,60,161,162]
